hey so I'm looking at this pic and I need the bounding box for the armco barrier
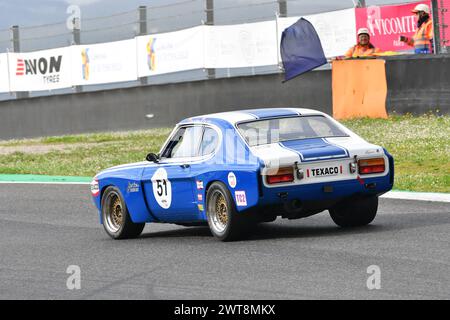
[0,54,448,140]
[0,70,331,140]
[384,54,450,114]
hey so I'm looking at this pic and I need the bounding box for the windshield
[237,115,348,147]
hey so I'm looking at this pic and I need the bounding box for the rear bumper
[259,174,393,206]
[258,149,394,207]
[249,174,392,220]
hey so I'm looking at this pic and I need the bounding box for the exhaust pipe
[283,199,303,214]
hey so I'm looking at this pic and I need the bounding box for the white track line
[381,191,450,203]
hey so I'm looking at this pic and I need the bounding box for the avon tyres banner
[0,54,10,92]
[204,21,278,68]
[71,39,137,86]
[355,1,431,52]
[8,47,72,92]
[136,26,204,77]
[278,9,357,59]
[281,18,327,81]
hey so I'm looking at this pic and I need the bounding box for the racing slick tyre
[329,196,378,228]
[101,186,145,239]
[206,182,249,241]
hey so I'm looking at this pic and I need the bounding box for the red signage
[355,1,432,52]
[440,0,450,48]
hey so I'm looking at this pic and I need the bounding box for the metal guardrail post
[278,0,287,18]
[11,25,29,99]
[72,17,83,93]
[431,0,442,54]
[138,6,148,86]
[205,0,215,79]
[440,0,448,52]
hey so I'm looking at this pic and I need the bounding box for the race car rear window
[237,115,348,147]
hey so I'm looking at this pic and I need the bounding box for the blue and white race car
[91,108,394,241]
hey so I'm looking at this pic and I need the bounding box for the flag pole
[275,11,283,71]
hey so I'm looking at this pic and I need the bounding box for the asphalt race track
[0,183,449,300]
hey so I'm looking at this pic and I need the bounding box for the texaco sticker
[228,172,237,189]
[151,168,172,209]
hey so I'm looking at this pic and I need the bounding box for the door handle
[180,164,190,169]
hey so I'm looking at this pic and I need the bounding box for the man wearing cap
[400,4,434,54]
[345,28,381,58]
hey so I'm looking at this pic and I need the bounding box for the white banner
[278,9,356,58]
[2,10,357,93]
[136,26,204,77]
[0,53,10,92]
[71,39,137,86]
[205,21,278,68]
[8,47,72,92]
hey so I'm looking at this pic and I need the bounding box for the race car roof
[181,108,324,126]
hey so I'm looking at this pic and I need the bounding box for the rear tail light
[90,178,100,196]
[266,167,295,184]
[358,158,385,175]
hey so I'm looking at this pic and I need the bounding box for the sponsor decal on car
[127,182,140,193]
[151,168,172,209]
[197,193,203,202]
[235,191,247,206]
[308,165,343,178]
[196,180,204,190]
[228,172,237,188]
[90,178,99,197]
[197,204,204,211]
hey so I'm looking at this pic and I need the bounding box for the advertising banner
[8,47,72,92]
[278,9,357,59]
[355,1,432,52]
[136,26,204,77]
[439,0,450,48]
[205,21,278,68]
[71,39,137,86]
[0,53,10,92]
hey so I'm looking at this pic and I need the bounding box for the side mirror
[146,153,160,163]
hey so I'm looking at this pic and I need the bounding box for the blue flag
[281,18,327,82]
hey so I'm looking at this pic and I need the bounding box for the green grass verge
[0,129,172,178]
[0,115,448,192]
[342,114,449,193]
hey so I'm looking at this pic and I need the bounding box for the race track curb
[380,191,450,203]
[0,174,92,184]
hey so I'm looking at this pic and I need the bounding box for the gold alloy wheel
[215,193,228,226]
[104,192,124,233]
[208,190,229,233]
[111,196,123,229]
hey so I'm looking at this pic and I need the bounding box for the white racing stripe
[250,143,300,172]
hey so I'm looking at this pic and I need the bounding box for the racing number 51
[156,179,168,197]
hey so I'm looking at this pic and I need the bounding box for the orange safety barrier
[332,59,388,119]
